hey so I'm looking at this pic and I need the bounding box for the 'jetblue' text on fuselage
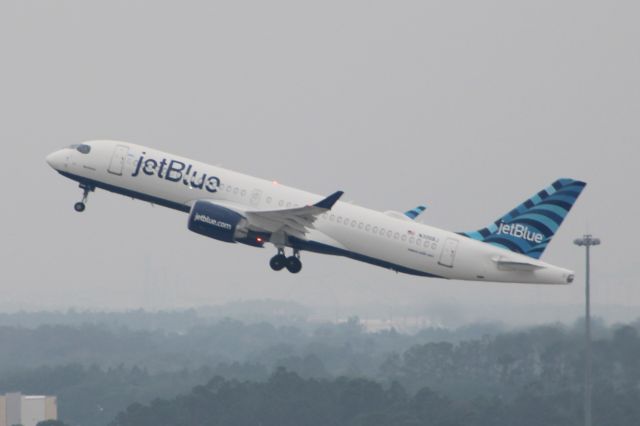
[132,154,220,193]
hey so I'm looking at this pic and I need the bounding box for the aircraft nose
[46,150,66,170]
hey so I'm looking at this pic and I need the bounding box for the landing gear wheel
[270,254,287,271]
[286,256,302,274]
[74,184,94,213]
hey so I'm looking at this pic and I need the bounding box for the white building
[0,393,57,426]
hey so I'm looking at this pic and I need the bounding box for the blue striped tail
[460,178,586,259]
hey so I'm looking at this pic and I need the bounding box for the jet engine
[188,201,248,243]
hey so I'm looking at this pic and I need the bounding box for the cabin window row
[323,214,434,249]
[218,183,246,197]
[217,187,301,209]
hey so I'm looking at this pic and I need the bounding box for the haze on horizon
[1,1,638,325]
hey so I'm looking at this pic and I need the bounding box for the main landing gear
[74,183,95,213]
[270,248,302,274]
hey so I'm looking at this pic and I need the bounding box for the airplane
[46,140,586,284]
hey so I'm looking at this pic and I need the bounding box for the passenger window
[409,237,415,244]
[241,190,247,197]
[286,202,291,207]
[234,187,239,194]
[401,235,407,242]
[279,200,284,207]
[358,222,364,229]
[373,226,378,233]
[394,232,399,239]
[330,214,335,221]
[380,228,385,236]
[351,220,357,228]
[226,186,232,192]
[365,224,371,232]
[416,239,422,246]
[424,241,430,248]
[266,196,272,204]
[387,230,392,238]
[337,216,342,224]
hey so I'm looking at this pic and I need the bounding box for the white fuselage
[46,140,575,284]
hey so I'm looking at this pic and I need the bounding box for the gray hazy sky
[1,1,638,323]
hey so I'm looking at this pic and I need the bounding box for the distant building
[0,393,57,426]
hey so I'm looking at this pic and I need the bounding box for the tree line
[0,315,638,425]
[111,367,640,426]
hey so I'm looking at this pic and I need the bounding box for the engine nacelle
[188,201,248,243]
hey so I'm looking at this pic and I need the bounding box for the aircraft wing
[190,191,344,240]
[245,191,343,239]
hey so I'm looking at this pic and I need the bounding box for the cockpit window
[67,144,90,153]
[76,144,91,154]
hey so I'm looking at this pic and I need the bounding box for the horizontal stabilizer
[492,256,544,271]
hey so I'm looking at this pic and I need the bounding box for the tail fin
[460,178,586,259]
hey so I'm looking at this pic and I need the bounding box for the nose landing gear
[74,183,95,213]
[270,249,303,273]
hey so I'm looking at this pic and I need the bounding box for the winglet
[404,205,427,220]
[314,191,344,209]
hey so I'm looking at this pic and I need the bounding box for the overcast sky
[1,1,638,324]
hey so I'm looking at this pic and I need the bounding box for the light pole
[574,234,600,426]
